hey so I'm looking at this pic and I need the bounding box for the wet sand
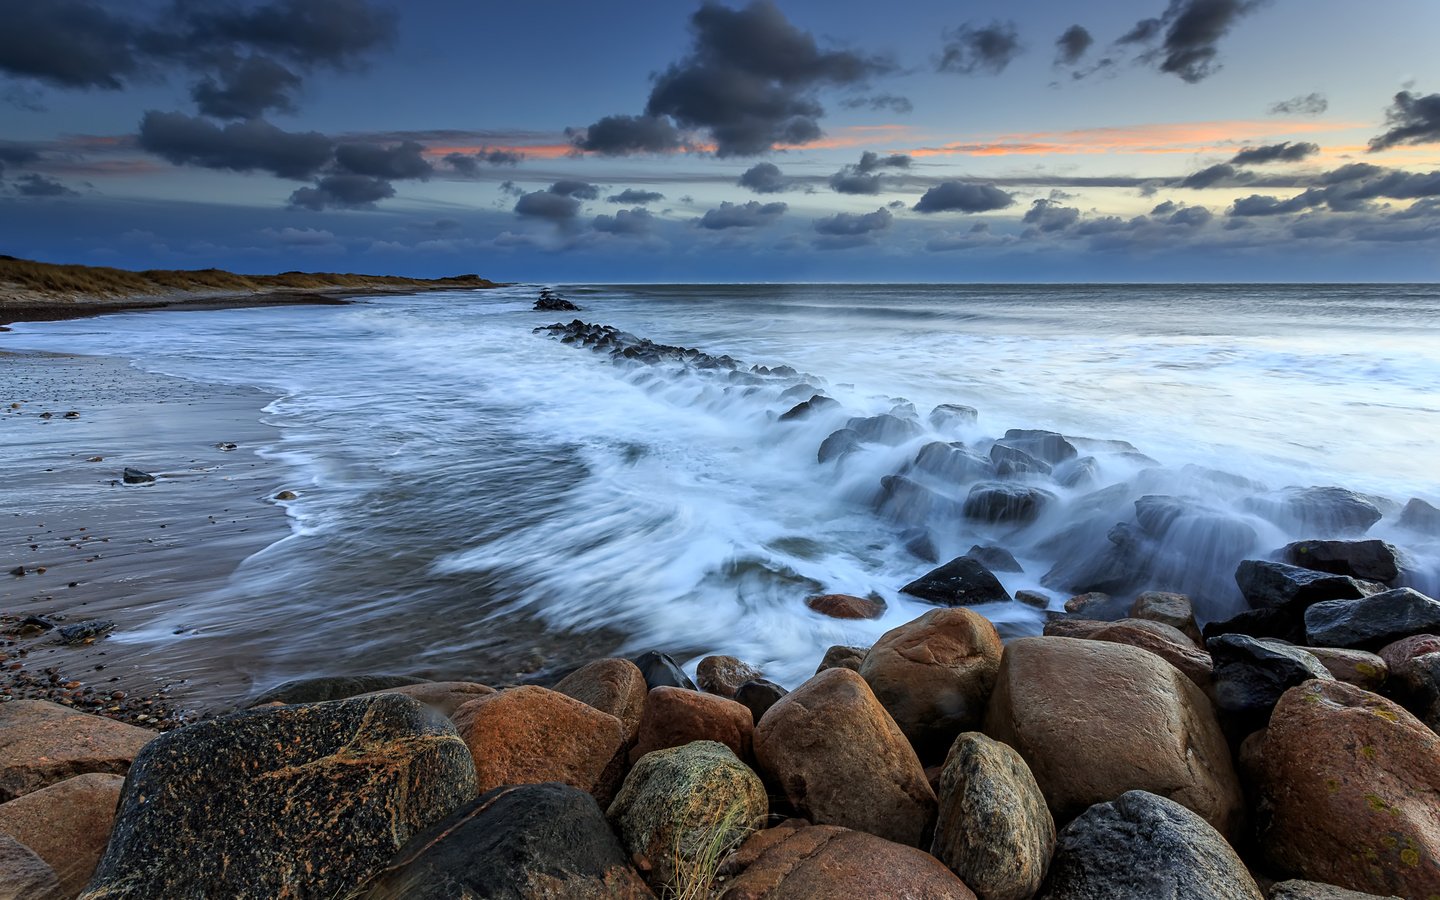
[0,351,290,726]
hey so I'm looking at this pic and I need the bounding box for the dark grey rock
[965,544,1023,574]
[817,428,862,464]
[989,442,1053,477]
[1015,590,1051,609]
[1001,429,1079,465]
[55,619,115,645]
[901,555,1012,607]
[1270,879,1401,900]
[929,404,978,430]
[1305,588,1440,649]
[815,645,868,674]
[249,674,431,707]
[1206,634,1333,733]
[121,468,154,485]
[1202,607,1306,645]
[845,414,924,446]
[1056,456,1099,489]
[779,394,839,421]
[1244,486,1383,536]
[1282,539,1402,583]
[734,679,788,725]
[964,482,1056,526]
[1235,560,1367,611]
[631,650,698,691]
[1038,790,1262,900]
[903,529,939,563]
[1400,498,1440,535]
[877,475,964,525]
[913,441,994,484]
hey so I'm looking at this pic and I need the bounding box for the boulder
[930,404,979,430]
[1063,591,1128,620]
[963,483,1055,525]
[1302,647,1388,691]
[1400,498,1440,534]
[1244,486,1384,536]
[1000,429,1078,465]
[914,441,994,483]
[1387,651,1440,733]
[1038,790,1263,900]
[753,668,936,847]
[120,468,153,485]
[734,679,787,725]
[778,394,838,421]
[1305,588,1440,649]
[452,686,626,801]
[0,832,61,900]
[815,645,867,674]
[1283,539,1402,584]
[1130,591,1201,643]
[1255,679,1440,898]
[983,637,1242,836]
[931,733,1054,900]
[900,556,1012,607]
[966,544,1023,573]
[1235,560,1368,611]
[817,428,862,464]
[804,593,885,620]
[631,650,698,691]
[248,673,431,707]
[80,694,476,900]
[1015,590,1050,609]
[846,414,924,446]
[0,700,152,802]
[1082,619,1214,691]
[1056,456,1099,489]
[359,783,653,899]
[0,773,123,898]
[720,824,976,899]
[607,741,766,891]
[879,475,966,525]
[628,686,754,765]
[1270,879,1402,899]
[1202,606,1306,645]
[697,656,764,698]
[553,657,649,743]
[357,681,493,717]
[1379,634,1440,672]
[858,608,1004,758]
[1206,634,1333,734]
[989,443,1053,478]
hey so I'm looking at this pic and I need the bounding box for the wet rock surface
[1282,539,1402,583]
[0,700,153,802]
[901,555,1013,607]
[1304,587,1440,649]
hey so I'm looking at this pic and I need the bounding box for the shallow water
[4,284,1439,693]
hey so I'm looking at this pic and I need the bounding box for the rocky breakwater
[6,570,1440,896]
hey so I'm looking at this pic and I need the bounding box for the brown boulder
[629,686,754,765]
[697,655,764,699]
[0,773,122,898]
[1084,619,1215,691]
[720,824,976,899]
[1255,679,1440,898]
[815,645,867,674]
[359,681,494,717]
[754,668,936,847]
[1378,633,1440,672]
[0,831,62,900]
[805,593,885,620]
[1042,617,1107,639]
[1270,880,1402,900]
[983,636,1242,836]
[858,608,1004,758]
[553,657,649,743]
[1130,591,1202,643]
[452,686,627,802]
[1303,647,1388,691]
[0,700,153,802]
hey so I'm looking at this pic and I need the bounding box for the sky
[1,0,1439,282]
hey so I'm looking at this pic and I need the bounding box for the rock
[1255,679,1440,898]
[1400,498,1440,534]
[1305,587,1440,649]
[1282,539,1402,584]
[1056,456,1099,488]
[905,528,940,562]
[1001,429,1079,465]
[878,475,965,524]
[753,668,936,847]
[1015,590,1050,609]
[963,483,1056,525]
[846,414,924,446]
[80,694,476,900]
[358,783,652,899]
[274,490,298,501]
[720,825,977,899]
[1244,486,1383,536]
[805,593,885,620]
[983,637,1242,836]
[815,645,867,674]
[989,442,1053,478]
[1063,591,1127,620]
[930,404,979,430]
[778,394,839,421]
[1038,790,1263,900]
[817,428,862,464]
[1130,591,1201,643]
[734,680,787,725]
[0,832,61,900]
[5,566,22,578]
[0,700,152,802]
[1302,647,1388,691]
[354,681,493,718]
[55,619,115,645]
[858,608,1004,758]
[1082,619,1215,691]
[607,741,766,891]
[1388,651,1440,733]
[966,544,1023,573]
[1380,633,1440,670]
[120,468,153,484]
[631,650,698,691]
[0,773,122,898]
[1235,560,1368,611]
[1206,634,1333,734]
[697,655,765,698]
[249,673,431,707]
[451,686,626,801]
[901,556,1012,607]
[931,733,1054,900]
[1270,879,1402,899]
[1202,606,1307,645]
[628,686,753,765]
[913,441,994,484]
[554,657,649,743]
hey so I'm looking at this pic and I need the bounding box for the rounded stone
[628,686,754,765]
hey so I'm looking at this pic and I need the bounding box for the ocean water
[5,283,1440,694]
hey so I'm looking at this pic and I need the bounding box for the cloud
[913,182,1015,213]
[12,173,78,197]
[1229,141,1319,165]
[697,200,788,229]
[138,111,333,179]
[1269,92,1328,117]
[263,226,338,246]
[937,21,1023,75]
[549,180,600,200]
[1229,162,1440,216]
[592,208,656,236]
[191,56,302,119]
[183,0,396,69]
[1180,163,1249,189]
[0,0,140,90]
[332,140,432,180]
[1167,205,1213,226]
[840,93,913,114]
[288,173,394,210]
[0,143,40,178]
[1118,19,1163,45]
[855,151,911,173]
[577,1,892,157]
[828,151,910,195]
[608,189,665,204]
[444,149,524,176]
[1369,90,1440,152]
[1022,199,1080,232]
[1118,0,1266,83]
[813,207,893,236]
[738,162,790,194]
[1055,25,1094,66]
[514,191,582,221]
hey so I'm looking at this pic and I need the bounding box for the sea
[5,283,1440,692]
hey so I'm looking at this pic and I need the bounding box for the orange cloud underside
[908,119,1361,158]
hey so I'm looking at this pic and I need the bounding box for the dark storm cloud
[288,173,394,210]
[12,173,78,197]
[839,93,913,114]
[828,151,910,195]
[1118,18,1163,45]
[1118,0,1266,83]
[0,143,40,177]
[855,152,911,173]
[1055,25,1094,66]
[1229,142,1318,165]
[697,200,788,229]
[738,162,790,194]
[183,0,396,69]
[549,180,600,200]
[444,149,524,176]
[1167,205,1213,226]
[813,207,892,236]
[913,182,1015,213]
[1269,92,1328,116]
[1022,199,1080,232]
[1369,91,1440,152]
[514,191,582,221]
[334,141,433,180]
[1180,163,1251,189]
[0,0,141,90]
[138,111,333,179]
[190,56,302,120]
[607,189,665,204]
[937,21,1023,75]
[1229,163,1440,216]
[577,1,892,157]
[592,208,656,236]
